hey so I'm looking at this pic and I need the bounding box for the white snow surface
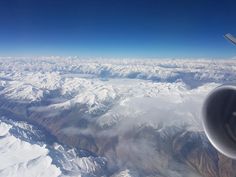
[0,118,61,177]
[0,117,106,177]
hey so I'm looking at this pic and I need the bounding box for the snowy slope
[0,118,61,177]
[0,117,107,177]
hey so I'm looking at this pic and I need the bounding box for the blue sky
[0,0,236,58]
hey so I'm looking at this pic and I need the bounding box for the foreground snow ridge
[0,117,106,177]
[0,118,61,177]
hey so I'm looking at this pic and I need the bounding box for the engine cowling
[203,85,236,158]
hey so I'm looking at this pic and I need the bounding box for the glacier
[0,57,236,177]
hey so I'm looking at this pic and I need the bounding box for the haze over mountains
[0,57,236,177]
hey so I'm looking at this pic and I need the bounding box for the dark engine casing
[203,85,236,158]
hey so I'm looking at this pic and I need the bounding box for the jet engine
[203,85,236,158]
[202,34,236,158]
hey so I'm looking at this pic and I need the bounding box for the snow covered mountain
[0,116,107,177]
[0,57,236,177]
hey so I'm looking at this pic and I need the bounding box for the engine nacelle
[203,85,236,158]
